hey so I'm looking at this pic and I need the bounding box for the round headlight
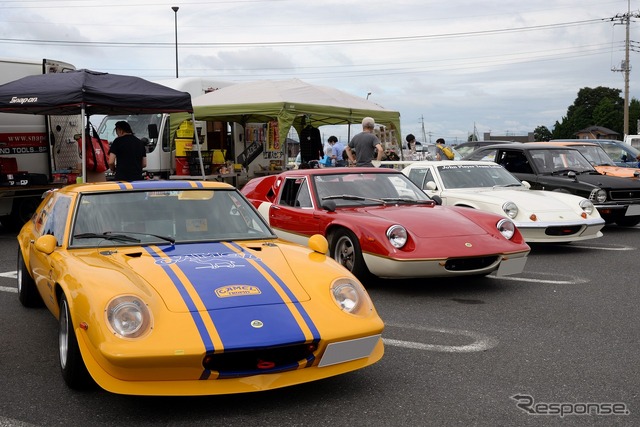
[387,225,407,248]
[496,218,516,240]
[592,189,607,203]
[331,279,373,316]
[502,201,518,219]
[106,296,152,338]
[579,199,594,215]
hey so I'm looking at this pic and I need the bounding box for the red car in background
[241,168,530,282]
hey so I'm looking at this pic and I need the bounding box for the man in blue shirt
[328,135,346,166]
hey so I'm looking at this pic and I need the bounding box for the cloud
[0,0,635,142]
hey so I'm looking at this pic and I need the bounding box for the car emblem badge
[465,242,473,247]
[251,320,264,329]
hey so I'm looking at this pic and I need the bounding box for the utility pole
[611,0,637,136]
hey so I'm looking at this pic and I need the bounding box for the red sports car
[241,168,530,280]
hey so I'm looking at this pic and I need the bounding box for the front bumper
[363,249,529,279]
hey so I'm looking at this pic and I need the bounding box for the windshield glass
[313,172,431,207]
[97,114,162,144]
[438,163,522,188]
[70,189,274,247]
[529,149,595,173]
[573,145,615,166]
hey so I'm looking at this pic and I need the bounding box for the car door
[28,192,72,312]
[267,176,322,245]
[492,149,542,189]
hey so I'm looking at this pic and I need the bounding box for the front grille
[545,225,582,236]
[609,189,640,202]
[444,256,499,271]
[203,343,317,376]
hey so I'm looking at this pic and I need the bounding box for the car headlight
[502,201,518,219]
[331,279,373,316]
[105,296,152,338]
[579,199,594,215]
[590,189,607,203]
[387,225,407,248]
[496,218,516,240]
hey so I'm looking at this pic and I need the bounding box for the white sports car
[402,160,605,243]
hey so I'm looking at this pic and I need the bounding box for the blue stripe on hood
[147,242,319,353]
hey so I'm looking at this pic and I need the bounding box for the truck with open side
[0,58,81,230]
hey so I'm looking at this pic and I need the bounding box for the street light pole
[172,6,179,78]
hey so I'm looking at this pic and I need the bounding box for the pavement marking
[491,271,588,285]
[0,286,17,293]
[0,270,17,279]
[0,416,39,427]
[570,244,635,251]
[383,322,499,353]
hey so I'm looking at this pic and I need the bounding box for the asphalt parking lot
[0,224,638,426]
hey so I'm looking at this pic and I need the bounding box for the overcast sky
[1,0,638,145]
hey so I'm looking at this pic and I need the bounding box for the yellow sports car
[17,180,384,396]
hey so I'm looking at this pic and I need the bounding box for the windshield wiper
[551,169,580,175]
[492,183,522,188]
[380,197,429,204]
[73,231,175,244]
[105,231,176,244]
[73,232,141,243]
[322,194,386,204]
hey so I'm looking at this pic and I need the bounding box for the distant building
[574,126,620,140]
[483,132,534,142]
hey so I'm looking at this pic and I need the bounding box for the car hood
[594,165,640,179]
[79,241,311,313]
[357,205,493,238]
[443,188,577,211]
[543,171,640,189]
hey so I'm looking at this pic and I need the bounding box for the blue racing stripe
[143,246,215,354]
[151,242,309,351]
[128,180,200,190]
[228,242,321,342]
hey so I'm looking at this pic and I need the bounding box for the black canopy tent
[0,69,198,181]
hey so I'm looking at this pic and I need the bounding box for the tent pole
[81,106,86,183]
[192,113,205,179]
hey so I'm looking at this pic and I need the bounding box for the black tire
[59,293,94,390]
[615,216,640,227]
[0,197,41,231]
[330,229,371,280]
[17,249,43,308]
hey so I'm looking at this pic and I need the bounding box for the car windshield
[573,145,616,166]
[97,113,162,144]
[313,172,432,207]
[70,189,275,247]
[529,149,595,174]
[437,163,523,188]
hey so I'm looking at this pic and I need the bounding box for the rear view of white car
[402,160,605,243]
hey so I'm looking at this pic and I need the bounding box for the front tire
[59,293,94,390]
[17,249,43,308]
[330,229,371,280]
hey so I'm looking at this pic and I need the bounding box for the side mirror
[521,180,531,189]
[431,195,443,205]
[147,124,159,139]
[425,181,437,191]
[35,234,57,255]
[321,200,337,212]
[308,234,329,255]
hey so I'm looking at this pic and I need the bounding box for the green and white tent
[172,78,401,155]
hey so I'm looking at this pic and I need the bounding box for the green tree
[533,125,552,141]
[630,98,640,134]
[552,86,626,138]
